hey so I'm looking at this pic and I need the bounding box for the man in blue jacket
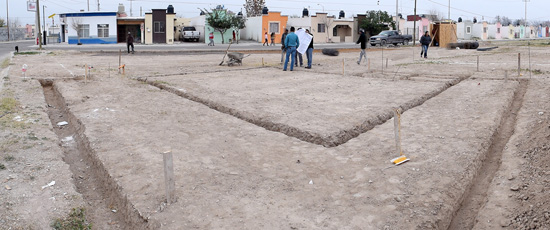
[283,27,299,71]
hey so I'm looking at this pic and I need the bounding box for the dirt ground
[0,40,549,229]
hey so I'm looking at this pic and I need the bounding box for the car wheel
[403,39,409,45]
[381,40,386,46]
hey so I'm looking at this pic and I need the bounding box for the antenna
[97,0,100,11]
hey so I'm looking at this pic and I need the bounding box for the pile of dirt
[508,118,550,229]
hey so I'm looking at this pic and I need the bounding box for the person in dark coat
[305,29,314,69]
[356,29,367,64]
[127,32,134,54]
[420,31,432,59]
[280,28,288,63]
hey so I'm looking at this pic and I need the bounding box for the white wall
[287,17,311,31]
[487,24,497,39]
[242,16,262,41]
[472,23,483,39]
[66,15,117,38]
[189,15,206,42]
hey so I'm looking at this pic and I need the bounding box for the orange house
[261,11,288,44]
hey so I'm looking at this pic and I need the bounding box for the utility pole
[97,0,100,11]
[87,0,89,11]
[6,0,9,41]
[37,0,42,49]
[130,0,133,16]
[448,0,450,20]
[396,0,399,32]
[43,5,47,45]
[523,0,529,26]
[413,0,417,45]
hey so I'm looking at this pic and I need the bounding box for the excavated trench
[39,79,158,229]
[137,75,469,147]
[448,80,529,229]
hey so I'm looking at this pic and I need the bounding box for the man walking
[280,29,288,63]
[305,29,314,69]
[283,27,299,71]
[127,32,134,54]
[420,31,431,59]
[356,29,367,64]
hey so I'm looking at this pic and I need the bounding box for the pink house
[25,24,35,38]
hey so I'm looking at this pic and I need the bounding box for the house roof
[60,12,117,17]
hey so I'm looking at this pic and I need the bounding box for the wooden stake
[477,56,479,72]
[85,64,88,84]
[518,53,521,77]
[393,108,403,156]
[163,151,176,204]
[118,49,122,74]
[342,58,345,76]
[368,59,371,70]
[382,48,384,74]
[109,63,111,78]
[386,58,389,68]
[262,57,264,67]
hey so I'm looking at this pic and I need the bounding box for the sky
[2,0,549,27]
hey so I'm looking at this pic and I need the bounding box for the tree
[359,10,395,38]
[71,17,83,45]
[243,0,265,17]
[494,15,512,26]
[427,9,443,21]
[204,8,234,44]
[231,13,246,44]
[0,18,5,27]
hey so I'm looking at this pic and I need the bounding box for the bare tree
[426,9,443,22]
[494,15,512,26]
[0,18,5,27]
[71,17,83,45]
[243,0,265,17]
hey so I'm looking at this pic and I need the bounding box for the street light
[317,3,324,13]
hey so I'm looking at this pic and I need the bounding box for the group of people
[281,27,314,71]
[127,28,433,65]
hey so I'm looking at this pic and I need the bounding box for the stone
[510,186,520,191]
[500,219,510,227]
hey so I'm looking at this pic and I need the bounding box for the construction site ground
[0,40,549,229]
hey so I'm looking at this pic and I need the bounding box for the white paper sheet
[295,29,313,55]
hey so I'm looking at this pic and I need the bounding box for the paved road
[0,40,36,60]
[30,40,364,53]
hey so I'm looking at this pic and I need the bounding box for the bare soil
[1,40,549,229]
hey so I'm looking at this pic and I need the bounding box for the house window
[333,27,338,36]
[497,28,501,33]
[97,24,109,38]
[483,27,487,33]
[466,26,471,34]
[79,24,89,38]
[318,23,326,33]
[154,21,165,33]
[269,22,279,34]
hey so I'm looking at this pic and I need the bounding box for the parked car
[179,27,200,42]
[369,30,412,46]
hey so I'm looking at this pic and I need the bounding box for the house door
[61,25,65,42]
[152,9,166,43]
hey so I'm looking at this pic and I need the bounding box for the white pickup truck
[179,27,200,42]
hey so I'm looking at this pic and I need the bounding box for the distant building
[59,11,118,44]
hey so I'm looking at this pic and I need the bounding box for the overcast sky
[3,0,549,26]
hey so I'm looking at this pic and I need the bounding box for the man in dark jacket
[280,29,288,63]
[305,29,314,69]
[420,31,431,59]
[127,32,134,54]
[356,29,367,65]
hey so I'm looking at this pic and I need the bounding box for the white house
[59,11,118,44]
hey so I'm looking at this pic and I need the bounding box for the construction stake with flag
[391,108,409,165]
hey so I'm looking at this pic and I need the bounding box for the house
[59,11,118,44]
[174,14,206,42]
[286,8,312,34]
[242,8,288,44]
[330,11,354,43]
[487,22,502,40]
[310,12,334,43]
[116,4,145,44]
[144,5,176,44]
[457,20,474,40]
[430,21,457,47]
[402,15,431,41]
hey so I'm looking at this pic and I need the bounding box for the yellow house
[144,6,175,44]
